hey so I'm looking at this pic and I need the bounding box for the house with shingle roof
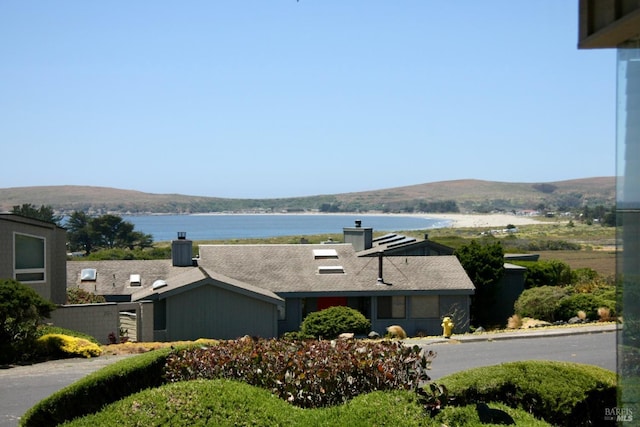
[66,225,476,340]
[195,243,474,337]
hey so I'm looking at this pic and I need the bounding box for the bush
[515,260,574,289]
[62,381,437,427]
[36,334,102,359]
[20,347,175,427]
[438,361,616,427]
[164,338,434,408]
[0,279,57,364]
[63,380,551,427]
[299,306,370,339]
[554,293,616,321]
[434,402,552,426]
[514,286,571,322]
[67,288,106,304]
[37,325,100,345]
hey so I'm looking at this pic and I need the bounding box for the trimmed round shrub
[554,293,616,321]
[36,334,102,359]
[438,360,616,427]
[514,286,571,322]
[300,306,370,339]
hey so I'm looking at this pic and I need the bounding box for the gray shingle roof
[67,259,182,297]
[131,266,283,304]
[198,244,474,296]
[66,243,474,300]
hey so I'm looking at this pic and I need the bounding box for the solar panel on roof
[387,238,417,248]
[373,233,396,242]
[376,235,407,245]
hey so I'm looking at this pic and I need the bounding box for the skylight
[313,248,339,259]
[318,266,345,274]
[80,268,97,281]
[129,274,141,286]
[152,279,168,290]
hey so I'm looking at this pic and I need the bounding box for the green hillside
[0,177,615,215]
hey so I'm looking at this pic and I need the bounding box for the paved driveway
[0,355,134,427]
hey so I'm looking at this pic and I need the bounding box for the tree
[11,203,63,226]
[0,279,56,364]
[91,214,127,249]
[454,240,505,289]
[454,239,505,327]
[66,212,154,253]
[66,211,94,254]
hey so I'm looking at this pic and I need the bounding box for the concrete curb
[405,323,618,346]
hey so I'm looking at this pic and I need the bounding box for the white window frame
[13,232,46,283]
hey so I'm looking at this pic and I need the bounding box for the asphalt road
[424,330,616,380]
[0,329,617,427]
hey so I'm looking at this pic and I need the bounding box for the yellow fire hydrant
[441,317,454,338]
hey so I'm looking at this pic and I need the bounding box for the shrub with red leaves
[164,338,436,408]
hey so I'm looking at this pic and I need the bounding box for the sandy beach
[421,213,548,229]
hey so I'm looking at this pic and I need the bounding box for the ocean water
[121,214,451,242]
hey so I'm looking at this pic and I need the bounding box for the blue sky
[0,1,616,198]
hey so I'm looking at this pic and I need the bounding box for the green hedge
[20,347,173,427]
[63,380,552,427]
[438,360,617,427]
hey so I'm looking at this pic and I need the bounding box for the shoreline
[188,211,549,229]
[413,213,548,229]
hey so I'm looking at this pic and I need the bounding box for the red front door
[317,297,348,311]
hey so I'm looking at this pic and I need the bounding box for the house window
[410,296,439,318]
[14,233,45,283]
[377,296,405,319]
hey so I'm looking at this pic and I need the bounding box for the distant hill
[0,177,615,215]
